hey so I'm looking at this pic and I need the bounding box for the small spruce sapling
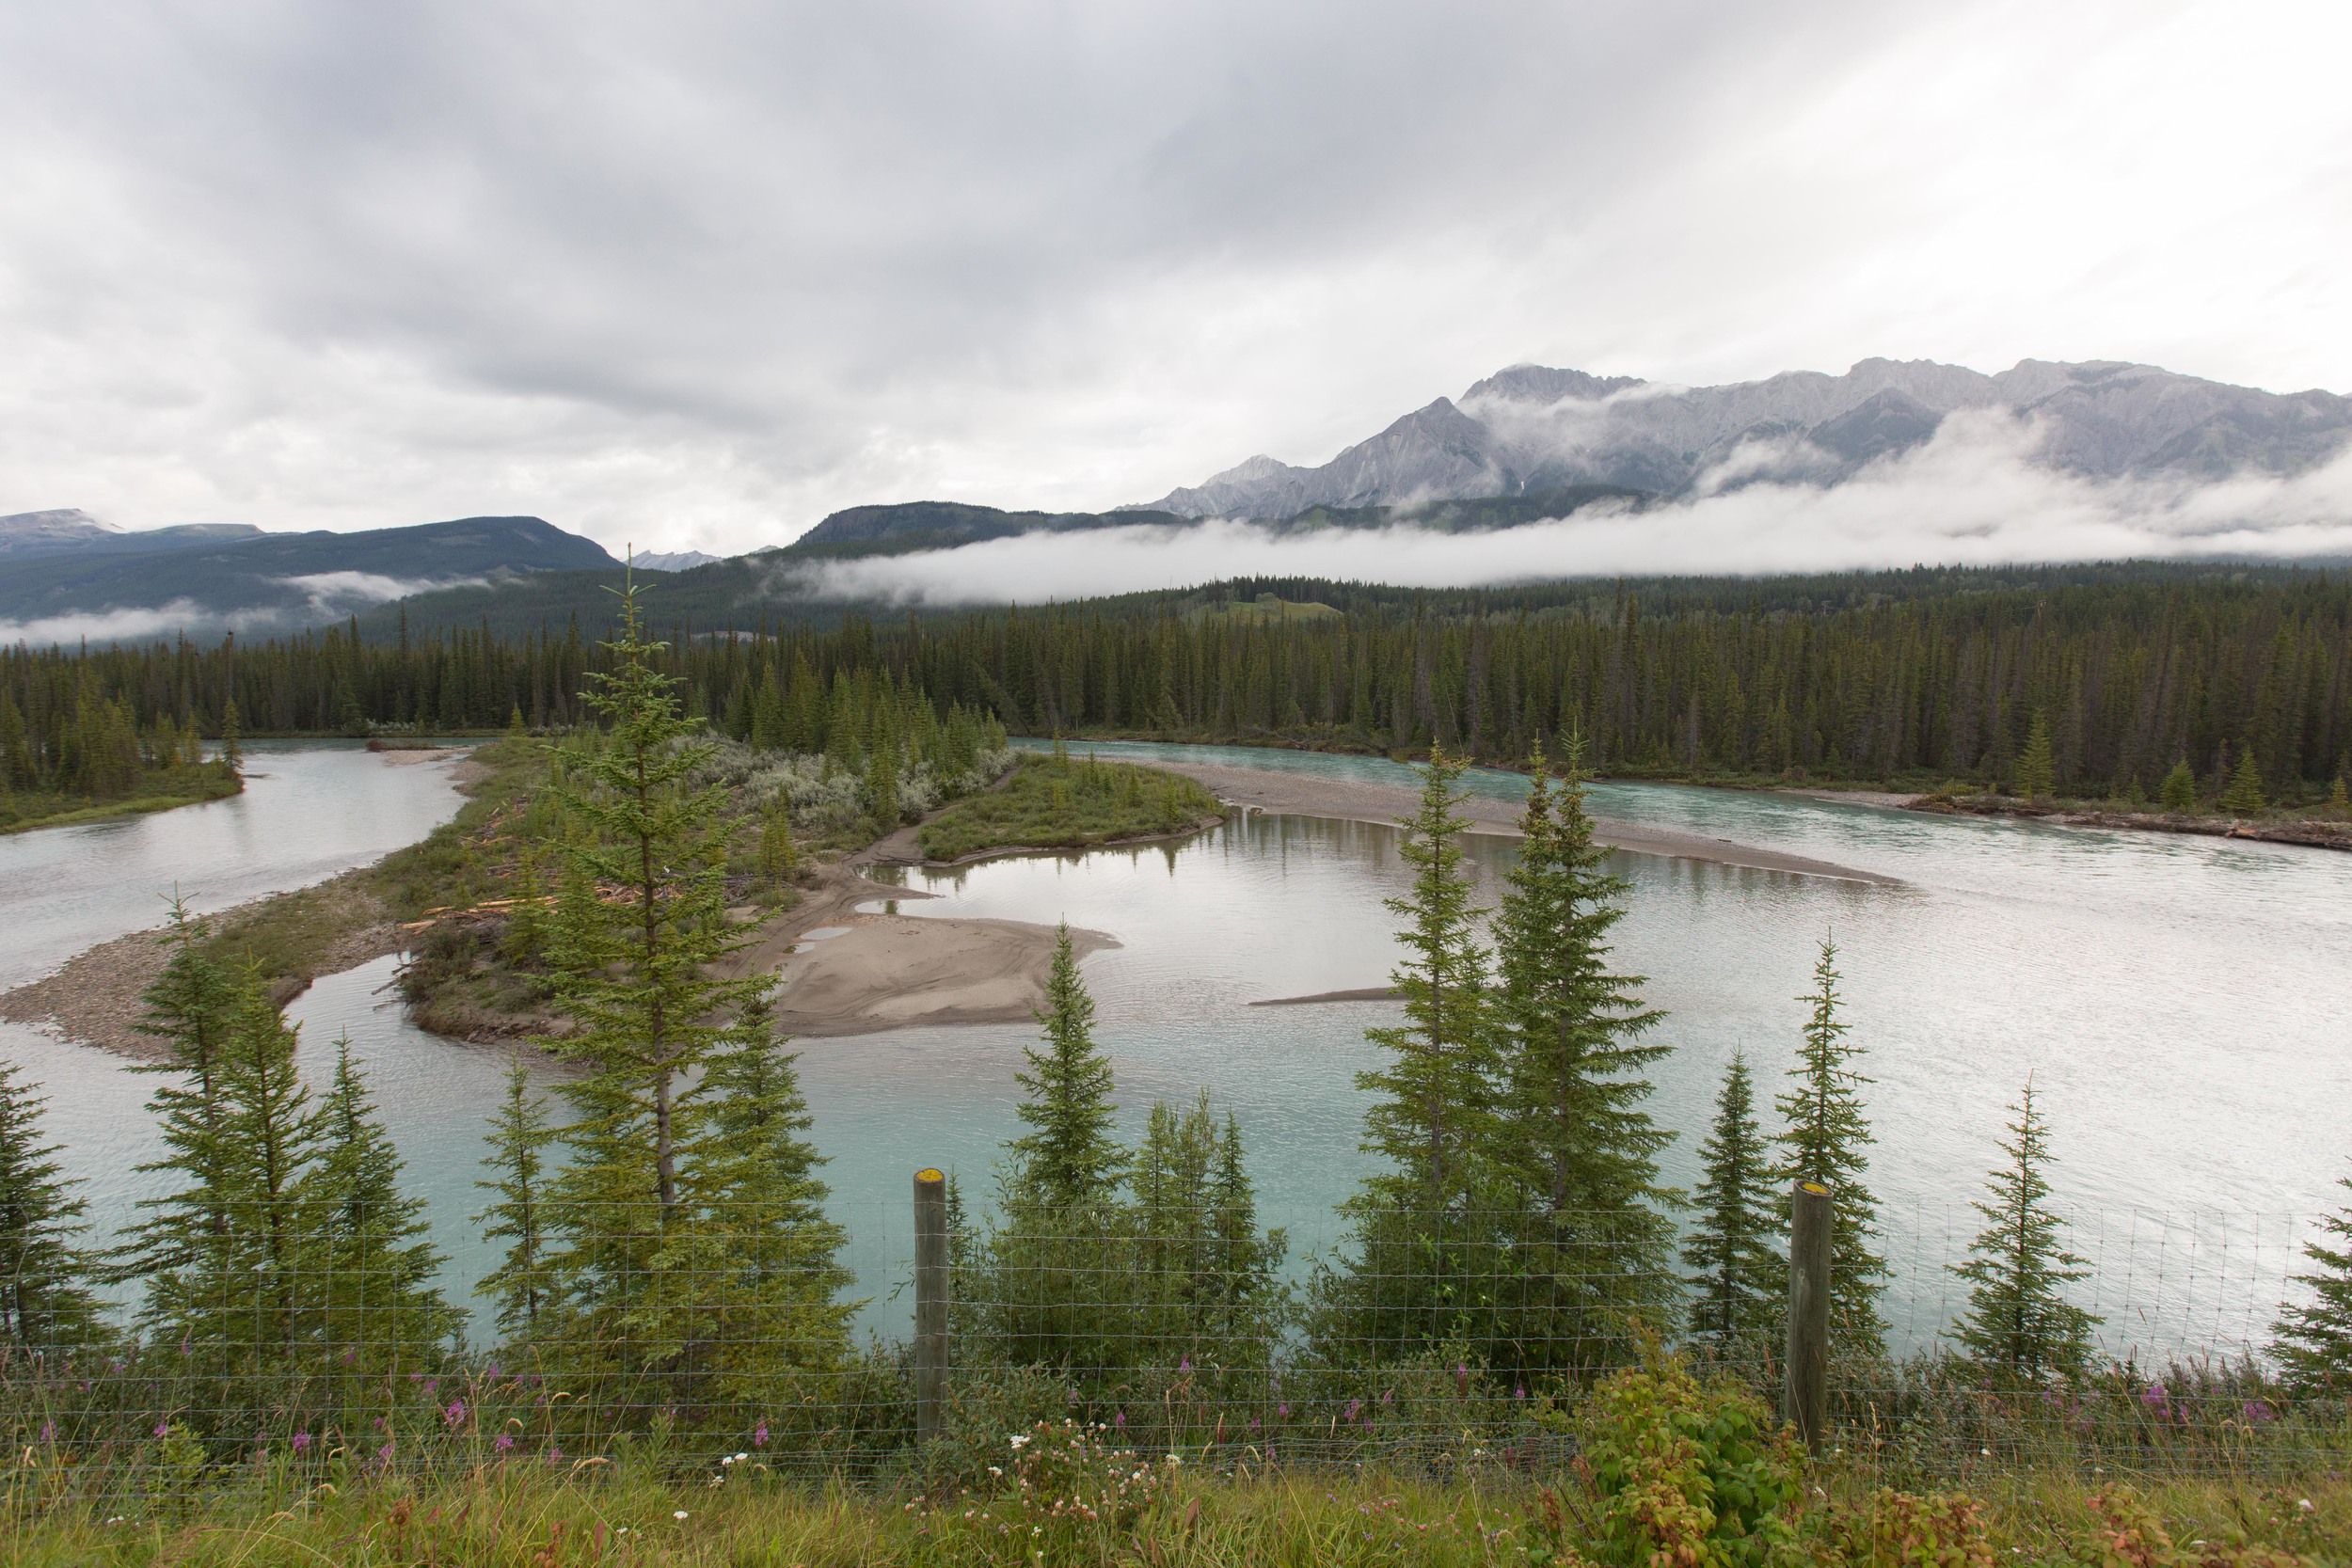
[1683,1050,1778,1350]
[2015,711,2058,800]
[310,1038,459,1367]
[2272,1170,2352,1393]
[2220,744,2266,815]
[474,1055,557,1336]
[1770,935,1889,1357]
[1005,923,1123,1212]
[2159,759,2198,813]
[1949,1078,2099,1380]
[0,1061,103,1347]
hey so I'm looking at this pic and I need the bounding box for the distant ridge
[1129,357,2352,519]
[0,509,263,562]
[0,515,618,641]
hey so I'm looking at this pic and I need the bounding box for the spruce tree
[0,1062,103,1347]
[1682,1050,1778,1351]
[1005,923,1123,1212]
[1486,742,1677,1373]
[1770,936,1888,1357]
[114,902,243,1286]
[2159,759,2198,812]
[2272,1173,2352,1394]
[1949,1079,2099,1380]
[310,1038,458,1370]
[2015,711,2057,800]
[1125,1092,1285,1370]
[984,928,1131,1375]
[533,580,768,1380]
[676,994,854,1391]
[1320,746,1499,1366]
[1357,744,1493,1210]
[135,975,328,1398]
[2221,745,2266,814]
[474,1056,557,1338]
[1207,1110,1286,1345]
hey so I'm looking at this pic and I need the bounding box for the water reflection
[4,741,2345,1360]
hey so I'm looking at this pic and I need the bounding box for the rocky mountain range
[1131,358,2352,520]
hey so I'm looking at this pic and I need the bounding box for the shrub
[1532,1339,1802,1568]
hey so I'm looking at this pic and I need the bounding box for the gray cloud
[0,2,2344,556]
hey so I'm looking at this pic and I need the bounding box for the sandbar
[1142,759,1897,884]
[723,864,1117,1037]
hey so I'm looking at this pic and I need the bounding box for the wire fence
[3,1190,2345,1510]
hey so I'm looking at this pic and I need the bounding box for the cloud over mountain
[1134,358,2352,519]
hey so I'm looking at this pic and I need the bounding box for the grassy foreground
[4,1460,2344,1566]
[919,750,1223,862]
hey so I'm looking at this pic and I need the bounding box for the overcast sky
[1,0,2344,556]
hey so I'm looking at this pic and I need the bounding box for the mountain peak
[1130,356,2352,519]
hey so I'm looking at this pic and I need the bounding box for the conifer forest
[8,563,2352,801]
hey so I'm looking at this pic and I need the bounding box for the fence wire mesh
[4,1195,2345,1510]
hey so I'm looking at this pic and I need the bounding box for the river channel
[1,738,2344,1360]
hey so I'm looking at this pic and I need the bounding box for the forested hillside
[8,563,2350,799]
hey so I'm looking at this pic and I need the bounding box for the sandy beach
[723,863,1113,1036]
[1145,759,1897,884]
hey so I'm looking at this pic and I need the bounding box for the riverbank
[1912,791,2352,850]
[0,765,243,836]
[0,743,513,1059]
[1145,757,1899,884]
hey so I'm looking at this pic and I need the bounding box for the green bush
[1531,1339,1802,1568]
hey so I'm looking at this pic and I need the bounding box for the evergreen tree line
[12,567,2352,797]
[0,679,235,804]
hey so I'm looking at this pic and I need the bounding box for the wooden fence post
[914,1167,949,1446]
[1784,1179,1833,1453]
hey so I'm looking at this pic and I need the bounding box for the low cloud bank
[0,571,482,647]
[278,570,485,621]
[787,413,2352,606]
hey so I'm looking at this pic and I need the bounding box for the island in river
[0,736,1889,1053]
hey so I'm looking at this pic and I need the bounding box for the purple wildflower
[754,1421,769,1448]
[443,1400,467,1428]
[1114,1411,1125,1429]
[2244,1400,2276,1424]
[1514,1385,1526,1401]
[293,1431,310,1453]
[494,1433,515,1453]
[1343,1399,1361,1421]
[376,1443,394,1465]
[1277,1402,1289,1418]
[1179,1357,1191,1372]
[38,1422,55,1443]
[152,1422,168,1439]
